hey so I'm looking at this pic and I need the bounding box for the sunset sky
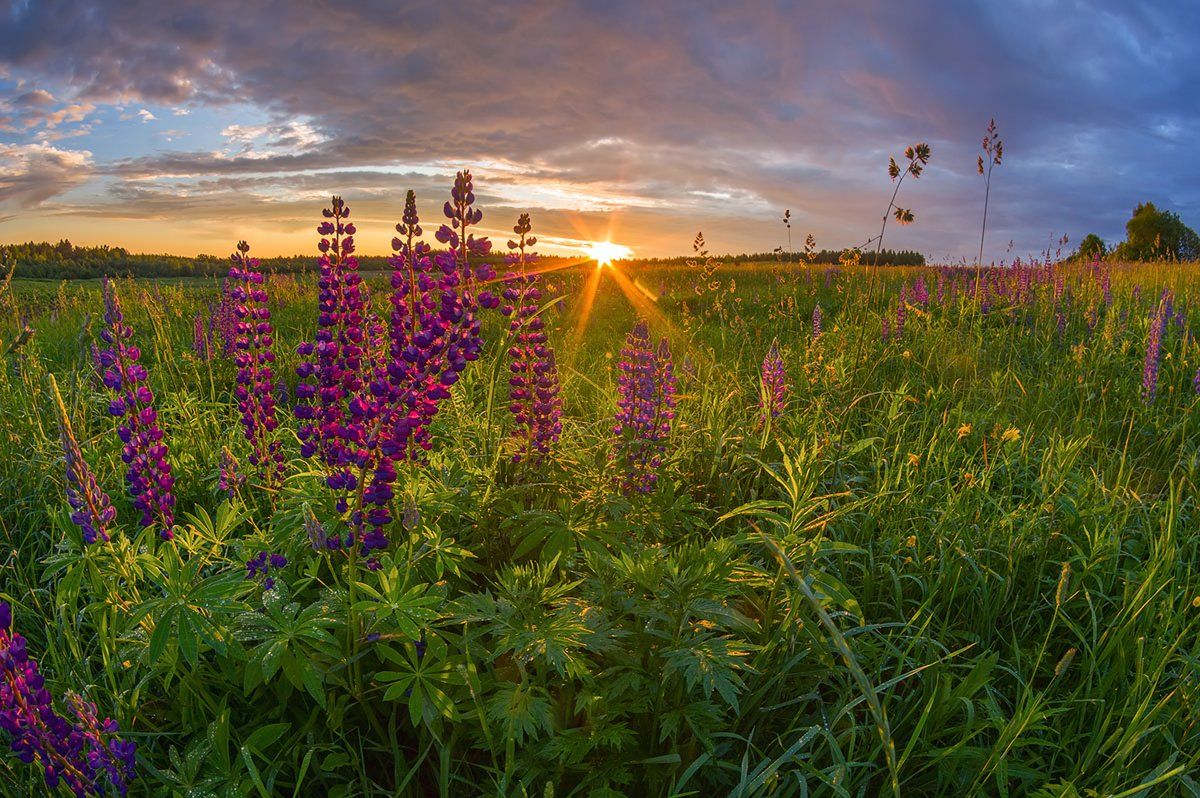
[1,0,1197,260]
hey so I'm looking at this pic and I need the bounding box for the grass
[1,257,1198,797]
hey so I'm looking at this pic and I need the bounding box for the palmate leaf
[352,559,442,639]
[235,597,339,707]
[377,636,459,727]
[133,555,252,671]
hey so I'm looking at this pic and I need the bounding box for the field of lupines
[2,173,1200,797]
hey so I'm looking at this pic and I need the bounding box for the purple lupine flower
[58,412,116,545]
[1193,366,1200,395]
[760,338,787,422]
[246,551,287,591]
[304,508,331,551]
[0,602,137,797]
[434,170,500,377]
[911,277,929,306]
[295,196,393,554]
[894,286,907,339]
[612,320,677,494]
[501,213,562,464]
[1098,260,1112,307]
[228,242,283,485]
[97,279,175,539]
[385,189,453,461]
[209,279,238,357]
[192,311,214,360]
[881,316,891,343]
[1142,300,1169,404]
[218,447,245,498]
[811,303,823,340]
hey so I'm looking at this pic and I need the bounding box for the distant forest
[1,239,925,280]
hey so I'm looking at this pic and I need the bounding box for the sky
[1,0,1197,261]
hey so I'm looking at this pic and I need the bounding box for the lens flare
[584,240,633,266]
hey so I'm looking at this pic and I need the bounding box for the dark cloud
[0,0,1197,257]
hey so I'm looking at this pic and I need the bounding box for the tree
[1115,202,1200,261]
[1076,233,1106,261]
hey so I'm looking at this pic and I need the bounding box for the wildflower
[1142,301,1169,404]
[246,551,287,591]
[192,311,214,360]
[612,320,677,494]
[907,453,920,468]
[218,447,245,498]
[295,196,397,554]
[956,423,972,440]
[227,241,283,485]
[501,213,562,464]
[1000,427,1021,444]
[96,279,175,539]
[53,387,116,545]
[759,338,787,422]
[0,602,137,797]
[811,303,823,340]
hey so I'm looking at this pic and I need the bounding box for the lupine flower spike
[50,376,116,545]
[96,278,175,539]
[612,320,677,494]
[1,602,137,796]
[227,241,283,485]
[760,338,787,423]
[501,213,562,464]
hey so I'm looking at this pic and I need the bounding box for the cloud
[0,142,93,211]
[137,108,156,122]
[0,0,1197,256]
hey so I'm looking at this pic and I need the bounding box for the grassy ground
[1,259,1198,797]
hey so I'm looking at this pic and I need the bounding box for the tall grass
[0,257,1197,796]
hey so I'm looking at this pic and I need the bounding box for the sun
[584,240,633,266]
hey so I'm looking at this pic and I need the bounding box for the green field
[2,258,1198,796]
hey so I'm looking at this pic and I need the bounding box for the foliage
[1,191,1199,796]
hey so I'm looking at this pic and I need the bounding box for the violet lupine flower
[209,281,238,357]
[501,213,562,464]
[811,303,823,340]
[760,338,787,422]
[227,242,283,485]
[434,171,500,378]
[246,551,287,591]
[218,447,245,498]
[894,287,907,339]
[1142,301,1169,404]
[881,316,891,343]
[295,197,397,556]
[192,311,214,360]
[97,279,175,540]
[612,320,677,494]
[1193,366,1200,395]
[911,277,929,306]
[0,602,136,797]
[58,413,116,545]
[385,189,453,460]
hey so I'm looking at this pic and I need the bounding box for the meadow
[1,183,1199,797]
